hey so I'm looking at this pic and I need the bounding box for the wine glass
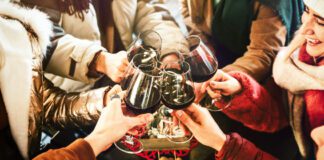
[127,30,162,62]
[184,35,231,111]
[120,53,161,90]
[114,64,163,154]
[160,61,194,143]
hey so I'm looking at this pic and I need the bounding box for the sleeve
[42,76,110,129]
[222,2,287,82]
[215,133,278,160]
[45,33,106,83]
[33,139,95,160]
[181,0,213,36]
[219,71,288,133]
[134,1,189,58]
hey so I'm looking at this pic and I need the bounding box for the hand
[201,70,242,100]
[97,85,125,112]
[161,53,180,64]
[96,51,129,83]
[84,94,153,156]
[173,103,226,151]
[311,126,324,160]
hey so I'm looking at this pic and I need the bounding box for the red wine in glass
[161,68,195,110]
[125,86,161,114]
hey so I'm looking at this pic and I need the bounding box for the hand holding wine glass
[96,50,129,83]
[200,70,242,100]
[115,64,163,154]
[183,35,232,111]
[84,88,153,156]
[173,103,226,151]
[160,61,195,143]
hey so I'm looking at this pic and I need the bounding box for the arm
[222,2,287,82]
[35,97,153,160]
[44,25,128,83]
[33,139,95,160]
[42,77,120,129]
[134,0,189,58]
[220,71,288,132]
[44,33,106,83]
[181,0,213,36]
[215,133,277,160]
[204,70,288,133]
[173,104,277,160]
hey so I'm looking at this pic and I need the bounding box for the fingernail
[110,94,120,101]
[176,110,183,117]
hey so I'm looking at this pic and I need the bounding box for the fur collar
[0,2,52,158]
[0,1,52,54]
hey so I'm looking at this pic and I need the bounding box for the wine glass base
[201,95,232,112]
[114,136,144,154]
[166,132,194,144]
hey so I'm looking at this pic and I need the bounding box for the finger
[118,91,126,100]
[207,87,222,99]
[108,85,122,96]
[200,82,209,94]
[210,70,224,81]
[127,113,153,129]
[107,94,122,116]
[311,126,324,146]
[122,57,130,66]
[183,103,200,115]
[209,81,228,90]
[105,85,122,105]
[111,76,123,83]
[174,110,196,130]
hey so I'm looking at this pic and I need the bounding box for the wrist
[95,51,107,74]
[84,134,102,156]
[210,133,226,151]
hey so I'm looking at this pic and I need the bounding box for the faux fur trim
[0,2,52,158]
[0,1,53,54]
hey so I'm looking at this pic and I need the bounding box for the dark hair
[57,0,91,21]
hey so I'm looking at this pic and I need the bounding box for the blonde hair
[57,0,91,21]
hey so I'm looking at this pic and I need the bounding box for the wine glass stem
[125,135,135,145]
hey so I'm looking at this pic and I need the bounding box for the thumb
[174,110,196,130]
[209,81,228,90]
[200,81,209,94]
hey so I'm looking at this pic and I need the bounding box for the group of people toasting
[0,0,323,160]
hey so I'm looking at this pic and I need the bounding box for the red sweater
[214,46,324,160]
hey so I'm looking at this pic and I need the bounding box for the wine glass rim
[136,63,163,78]
[186,35,202,46]
[162,61,191,76]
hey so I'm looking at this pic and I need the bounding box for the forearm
[221,71,288,132]
[215,133,277,160]
[33,139,95,160]
[45,34,106,83]
[134,1,189,58]
[42,77,109,129]
[223,3,287,82]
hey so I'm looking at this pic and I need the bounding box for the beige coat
[0,3,108,158]
[23,0,188,92]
